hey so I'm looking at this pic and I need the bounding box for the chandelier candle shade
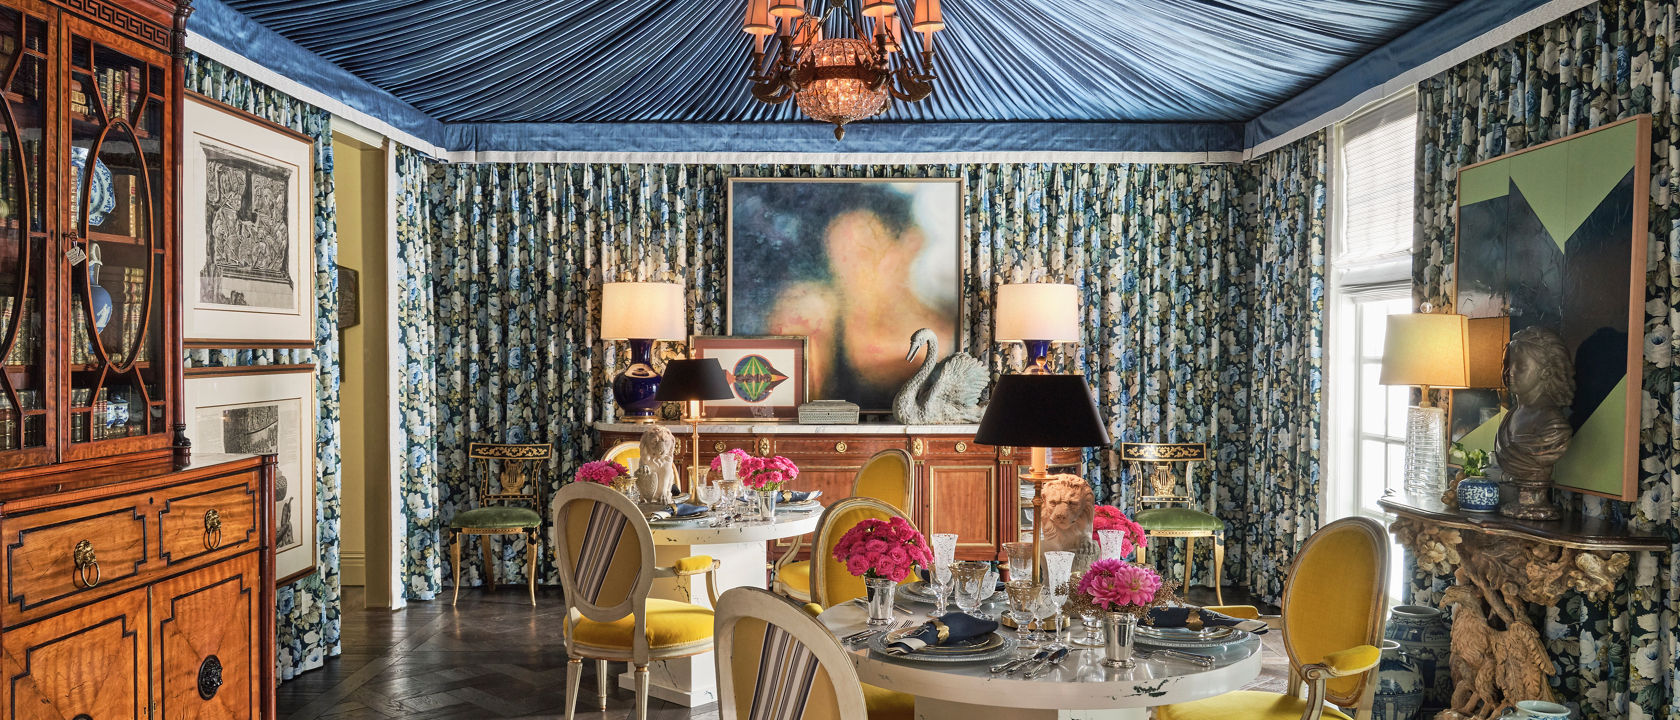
[654,358,734,495]
[743,0,944,139]
[601,282,686,421]
[976,374,1112,582]
[996,283,1081,374]
[1379,311,1469,498]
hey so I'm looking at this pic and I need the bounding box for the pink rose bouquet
[1076,558,1163,613]
[573,460,629,486]
[740,454,799,492]
[1092,505,1147,557]
[832,516,933,582]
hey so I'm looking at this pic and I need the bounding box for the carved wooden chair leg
[635,664,650,720]
[451,529,462,606]
[564,657,582,720]
[482,534,495,593]
[1183,537,1195,598]
[1135,539,1148,565]
[1212,530,1226,605]
[596,659,609,710]
[526,528,539,606]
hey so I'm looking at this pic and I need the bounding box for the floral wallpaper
[409,153,1326,606]
[184,54,343,682]
[1409,2,1678,717]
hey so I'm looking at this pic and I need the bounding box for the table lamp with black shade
[975,373,1111,582]
[654,358,733,495]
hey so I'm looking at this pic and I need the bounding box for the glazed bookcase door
[0,1,52,469]
[60,15,171,458]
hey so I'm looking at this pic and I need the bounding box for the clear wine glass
[1043,551,1074,645]
[1097,529,1128,561]
[974,563,1000,620]
[1003,541,1034,583]
[929,533,958,617]
[695,482,721,526]
[951,561,989,617]
[718,478,743,525]
[1030,585,1058,647]
[1005,580,1042,650]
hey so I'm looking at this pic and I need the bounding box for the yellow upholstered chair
[1122,441,1225,604]
[1156,516,1390,720]
[449,442,550,606]
[715,587,889,720]
[602,441,641,473]
[774,449,916,601]
[551,482,721,720]
[810,496,918,608]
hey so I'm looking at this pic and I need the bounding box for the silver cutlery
[1138,648,1216,667]
[1023,647,1070,679]
[1010,645,1064,676]
[990,648,1049,674]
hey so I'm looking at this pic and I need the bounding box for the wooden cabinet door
[151,553,260,720]
[924,461,1001,560]
[0,587,148,720]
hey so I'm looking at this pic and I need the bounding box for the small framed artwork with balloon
[688,335,808,420]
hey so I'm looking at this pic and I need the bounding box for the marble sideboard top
[594,421,981,435]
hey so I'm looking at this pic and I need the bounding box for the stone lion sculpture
[634,425,676,504]
[1039,473,1099,570]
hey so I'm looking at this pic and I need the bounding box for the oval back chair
[852,448,915,512]
[714,587,869,720]
[811,496,916,608]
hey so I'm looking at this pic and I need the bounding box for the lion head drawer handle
[204,508,224,550]
[72,540,100,588]
[197,655,224,700]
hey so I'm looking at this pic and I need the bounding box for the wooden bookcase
[0,1,277,717]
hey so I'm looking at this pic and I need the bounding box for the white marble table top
[818,603,1262,711]
[595,421,982,435]
[645,509,821,545]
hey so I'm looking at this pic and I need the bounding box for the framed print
[182,93,316,345]
[1452,115,1649,502]
[690,335,808,420]
[728,178,963,413]
[185,367,319,584]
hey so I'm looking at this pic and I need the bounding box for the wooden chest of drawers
[0,454,274,720]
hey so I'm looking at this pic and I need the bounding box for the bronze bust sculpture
[1494,327,1574,520]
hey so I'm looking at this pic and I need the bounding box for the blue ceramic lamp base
[612,338,663,420]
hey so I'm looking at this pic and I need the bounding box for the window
[1325,90,1418,599]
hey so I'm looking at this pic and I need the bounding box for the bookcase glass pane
[0,7,46,452]
[67,35,162,444]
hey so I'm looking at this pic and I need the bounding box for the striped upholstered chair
[716,586,912,720]
[773,450,916,601]
[551,482,721,720]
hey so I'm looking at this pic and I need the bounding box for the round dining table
[619,508,822,707]
[818,601,1262,720]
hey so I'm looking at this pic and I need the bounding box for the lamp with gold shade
[974,374,1111,582]
[1379,310,1469,496]
[601,282,686,421]
[996,283,1080,374]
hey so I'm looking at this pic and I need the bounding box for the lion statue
[633,425,677,504]
[1039,473,1099,570]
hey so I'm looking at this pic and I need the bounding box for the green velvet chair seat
[1135,506,1226,532]
[451,505,542,529]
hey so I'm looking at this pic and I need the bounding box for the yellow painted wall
[332,133,388,592]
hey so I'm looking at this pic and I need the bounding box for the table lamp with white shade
[996,283,1080,374]
[601,282,686,421]
[1379,309,1469,497]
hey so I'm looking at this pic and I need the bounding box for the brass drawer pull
[205,508,224,550]
[955,442,968,453]
[758,438,771,456]
[73,540,100,588]
[713,441,727,453]
[835,441,847,453]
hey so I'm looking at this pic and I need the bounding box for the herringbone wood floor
[278,586,1287,719]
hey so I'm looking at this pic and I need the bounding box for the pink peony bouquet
[573,460,629,486]
[1077,558,1164,614]
[711,449,800,492]
[1093,505,1147,557]
[832,516,933,582]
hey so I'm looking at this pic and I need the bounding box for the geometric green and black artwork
[729,353,789,403]
[1452,115,1649,501]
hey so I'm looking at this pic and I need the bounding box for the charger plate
[868,631,1015,664]
[1135,625,1249,649]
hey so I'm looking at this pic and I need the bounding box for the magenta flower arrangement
[1077,558,1164,614]
[832,516,933,582]
[710,448,799,491]
[1092,505,1148,557]
[573,460,629,486]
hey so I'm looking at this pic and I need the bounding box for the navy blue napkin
[648,503,708,521]
[887,612,999,654]
[1145,607,1268,634]
[777,490,822,503]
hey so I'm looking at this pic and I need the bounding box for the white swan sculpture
[893,328,990,424]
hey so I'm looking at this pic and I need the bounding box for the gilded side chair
[1122,441,1226,604]
[1156,516,1390,720]
[713,587,871,720]
[774,450,916,602]
[449,442,550,606]
[551,482,721,720]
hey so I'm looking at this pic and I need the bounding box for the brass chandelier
[742,0,945,140]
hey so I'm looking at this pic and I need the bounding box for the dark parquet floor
[279,585,1287,720]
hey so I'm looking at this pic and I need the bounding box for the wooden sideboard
[596,422,1087,561]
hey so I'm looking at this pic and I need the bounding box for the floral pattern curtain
[410,155,1326,606]
[184,54,343,681]
[1411,2,1678,717]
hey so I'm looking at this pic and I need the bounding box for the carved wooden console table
[1379,492,1668,720]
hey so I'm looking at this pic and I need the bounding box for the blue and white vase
[1386,605,1453,711]
[1456,474,1500,512]
[1373,640,1424,720]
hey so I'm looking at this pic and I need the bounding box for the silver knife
[990,649,1048,674]
[1010,646,1064,676]
[1024,647,1070,678]
[1141,648,1215,666]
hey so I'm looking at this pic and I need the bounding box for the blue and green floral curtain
[184,54,343,682]
[408,155,1326,606]
[1411,2,1677,717]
